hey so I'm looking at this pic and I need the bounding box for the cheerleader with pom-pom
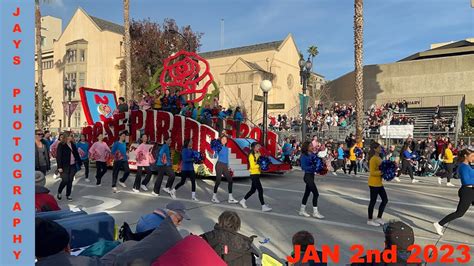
[208,135,238,204]
[173,139,199,201]
[89,133,111,186]
[298,141,324,219]
[239,142,272,212]
[367,142,389,227]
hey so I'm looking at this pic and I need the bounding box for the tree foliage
[463,103,474,135]
[35,83,55,129]
[119,18,203,99]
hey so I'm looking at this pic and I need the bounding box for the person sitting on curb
[35,171,60,213]
[287,230,327,266]
[201,211,259,266]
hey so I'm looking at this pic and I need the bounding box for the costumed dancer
[76,134,90,182]
[367,142,389,227]
[56,132,81,201]
[111,132,130,193]
[397,144,419,183]
[173,139,199,201]
[433,148,473,235]
[153,137,176,198]
[210,135,238,204]
[239,142,272,212]
[348,142,358,176]
[89,133,111,186]
[298,141,324,219]
[439,142,456,187]
[133,134,153,192]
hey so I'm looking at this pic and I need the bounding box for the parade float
[79,51,290,177]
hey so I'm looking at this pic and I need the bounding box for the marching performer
[133,134,153,192]
[298,141,324,219]
[111,132,130,192]
[239,142,272,212]
[89,133,111,186]
[153,137,176,198]
[173,139,199,201]
[76,134,90,182]
[433,148,474,236]
[210,135,238,204]
[367,142,389,227]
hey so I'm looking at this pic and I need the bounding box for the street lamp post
[299,56,312,142]
[63,76,77,128]
[260,80,272,146]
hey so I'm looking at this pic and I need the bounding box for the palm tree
[35,0,44,129]
[354,0,364,144]
[124,0,132,100]
[307,45,319,65]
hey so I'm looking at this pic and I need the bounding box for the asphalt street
[45,166,473,265]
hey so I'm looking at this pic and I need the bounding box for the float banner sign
[0,2,35,265]
[80,87,118,125]
[380,125,414,139]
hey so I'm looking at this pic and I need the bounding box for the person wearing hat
[35,171,60,213]
[135,201,190,234]
[36,218,101,265]
[351,220,421,266]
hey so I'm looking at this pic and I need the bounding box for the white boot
[433,222,444,236]
[169,188,177,199]
[228,194,238,204]
[192,192,199,201]
[367,220,380,227]
[312,207,325,219]
[211,193,220,203]
[446,182,455,187]
[262,204,272,212]
[438,177,442,184]
[394,177,401,182]
[239,199,248,208]
[298,205,310,217]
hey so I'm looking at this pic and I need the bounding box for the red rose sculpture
[160,50,214,103]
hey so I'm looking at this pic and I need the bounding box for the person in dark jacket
[202,211,258,266]
[56,132,81,201]
[35,129,51,175]
[35,171,60,213]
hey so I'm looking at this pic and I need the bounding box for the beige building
[200,34,325,123]
[35,7,124,130]
[328,39,474,107]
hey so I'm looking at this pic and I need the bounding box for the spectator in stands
[35,218,101,265]
[129,100,140,111]
[201,211,258,266]
[288,230,327,266]
[139,92,153,111]
[35,129,51,176]
[161,89,171,112]
[351,221,420,266]
[153,90,162,110]
[117,97,129,113]
[35,171,60,213]
[136,201,189,234]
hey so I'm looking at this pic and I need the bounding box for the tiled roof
[90,16,124,35]
[243,60,267,72]
[200,40,283,59]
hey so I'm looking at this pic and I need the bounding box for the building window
[40,36,45,47]
[238,87,241,98]
[74,109,81,128]
[67,49,77,63]
[42,60,53,69]
[80,49,86,62]
[66,72,77,98]
[79,72,86,88]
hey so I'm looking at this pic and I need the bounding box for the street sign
[254,95,264,102]
[268,103,285,110]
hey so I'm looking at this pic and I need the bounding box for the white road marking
[68,195,129,214]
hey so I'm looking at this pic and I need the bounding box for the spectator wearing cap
[351,220,421,266]
[288,230,327,266]
[35,171,60,213]
[135,201,190,234]
[36,218,101,265]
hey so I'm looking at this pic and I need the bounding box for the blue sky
[42,0,474,80]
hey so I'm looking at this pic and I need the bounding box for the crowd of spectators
[431,105,455,132]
